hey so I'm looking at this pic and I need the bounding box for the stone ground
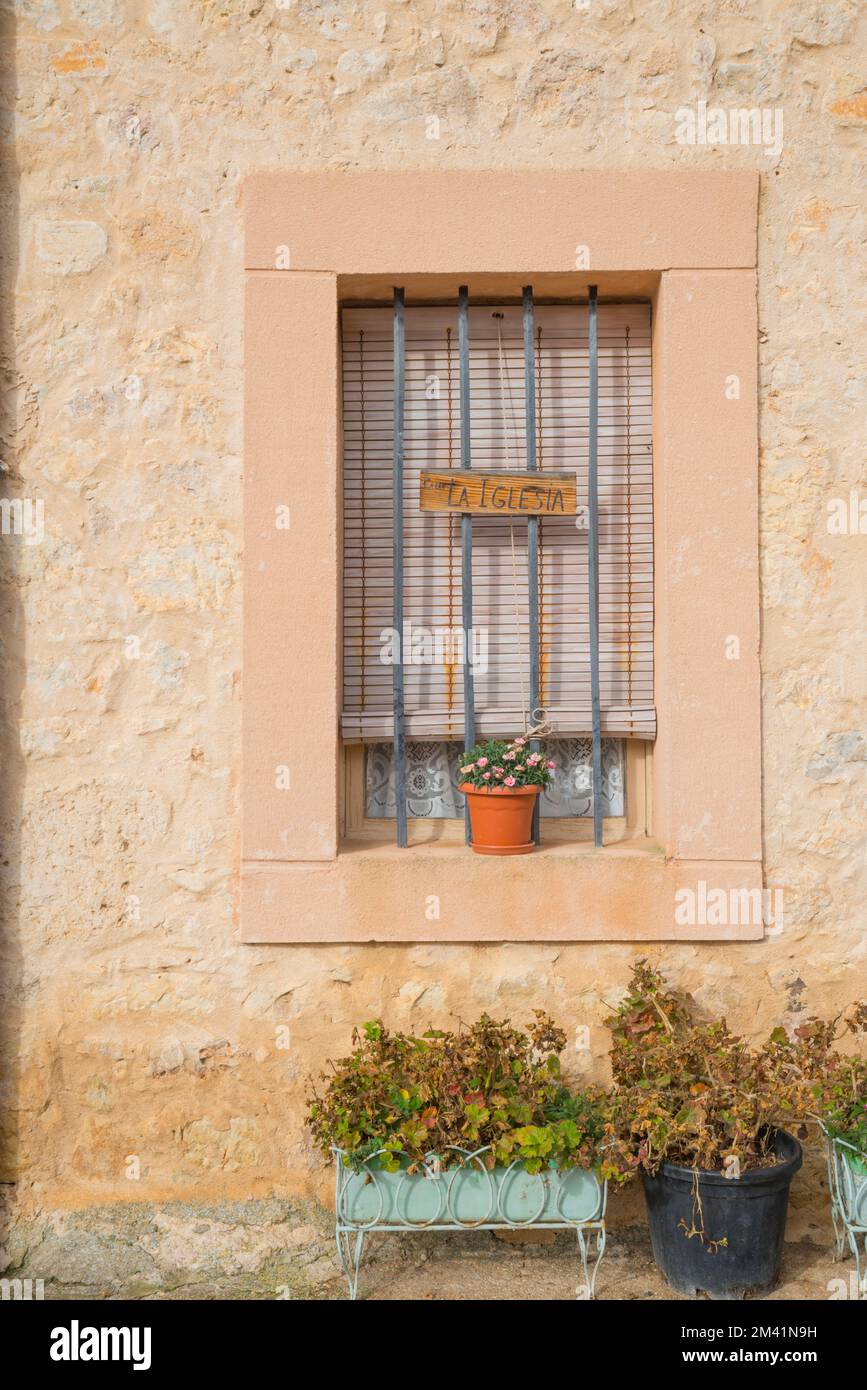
[348,1228,846,1303]
[4,1196,850,1301]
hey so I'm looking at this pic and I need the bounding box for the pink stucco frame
[241,171,761,942]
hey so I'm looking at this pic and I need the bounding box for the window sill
[241,834,763,944]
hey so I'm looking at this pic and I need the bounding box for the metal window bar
[459,285,475,845]
[588,285,603,848]
[389,288,603,849]
[522,286,541,845]
[392,287,407,847]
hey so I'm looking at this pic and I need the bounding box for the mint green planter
[825,1134,867,1286]
[333,1145,607,1300]
[845,1151,867,1179]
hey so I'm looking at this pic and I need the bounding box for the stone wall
[1,0,865,1287]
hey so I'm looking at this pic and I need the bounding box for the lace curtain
[365,739,624,819]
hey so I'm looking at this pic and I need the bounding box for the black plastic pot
[641,1130,803,1299]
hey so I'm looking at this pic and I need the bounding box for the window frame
[338,292,654,848]
[242,170,762,943]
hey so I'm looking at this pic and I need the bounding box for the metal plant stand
[824,1132,867,1285]
[333,1144,607,1301]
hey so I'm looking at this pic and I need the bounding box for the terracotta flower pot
[458,783,541,855]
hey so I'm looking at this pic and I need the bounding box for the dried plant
[306,1011,624,1179]
[605,961,822,1174]
[306,969,867,1191]
[812,1002,867,1162]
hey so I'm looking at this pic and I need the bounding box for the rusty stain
[801,549,833,596]
[829,90,867,120]
[52,42,107,74]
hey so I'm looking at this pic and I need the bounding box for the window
[341,301,653,826]
[363,738,625,819]
[243,169,763,941]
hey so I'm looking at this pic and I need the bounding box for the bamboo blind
[342,303,655,740]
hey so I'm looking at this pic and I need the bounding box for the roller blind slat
[341,304,655,742]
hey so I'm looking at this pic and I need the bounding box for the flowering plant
[458,737,555,790]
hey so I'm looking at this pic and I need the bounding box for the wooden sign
[420,470,578,517]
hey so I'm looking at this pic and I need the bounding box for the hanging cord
[494,312,553,741]
[445,326,455,722]
[494,313,527,730]
[536,323,545,709]
[625,323,633,721]
[359,330,367,714]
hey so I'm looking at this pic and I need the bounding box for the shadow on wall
[0,4,24,1240]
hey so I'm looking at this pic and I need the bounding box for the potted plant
[605,962,812,1300]
[811,1004,867,1279]
[306,1012,624,1298]
[458,738,554,855]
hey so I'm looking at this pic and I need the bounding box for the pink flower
[503,751,516,761]
[514,737,527,746]
[527,753,541,765]
[547,760,556,770]
[504,775,516,787]
[477,756,488,767]
[482,772,492,780]
[493,766,504,776]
